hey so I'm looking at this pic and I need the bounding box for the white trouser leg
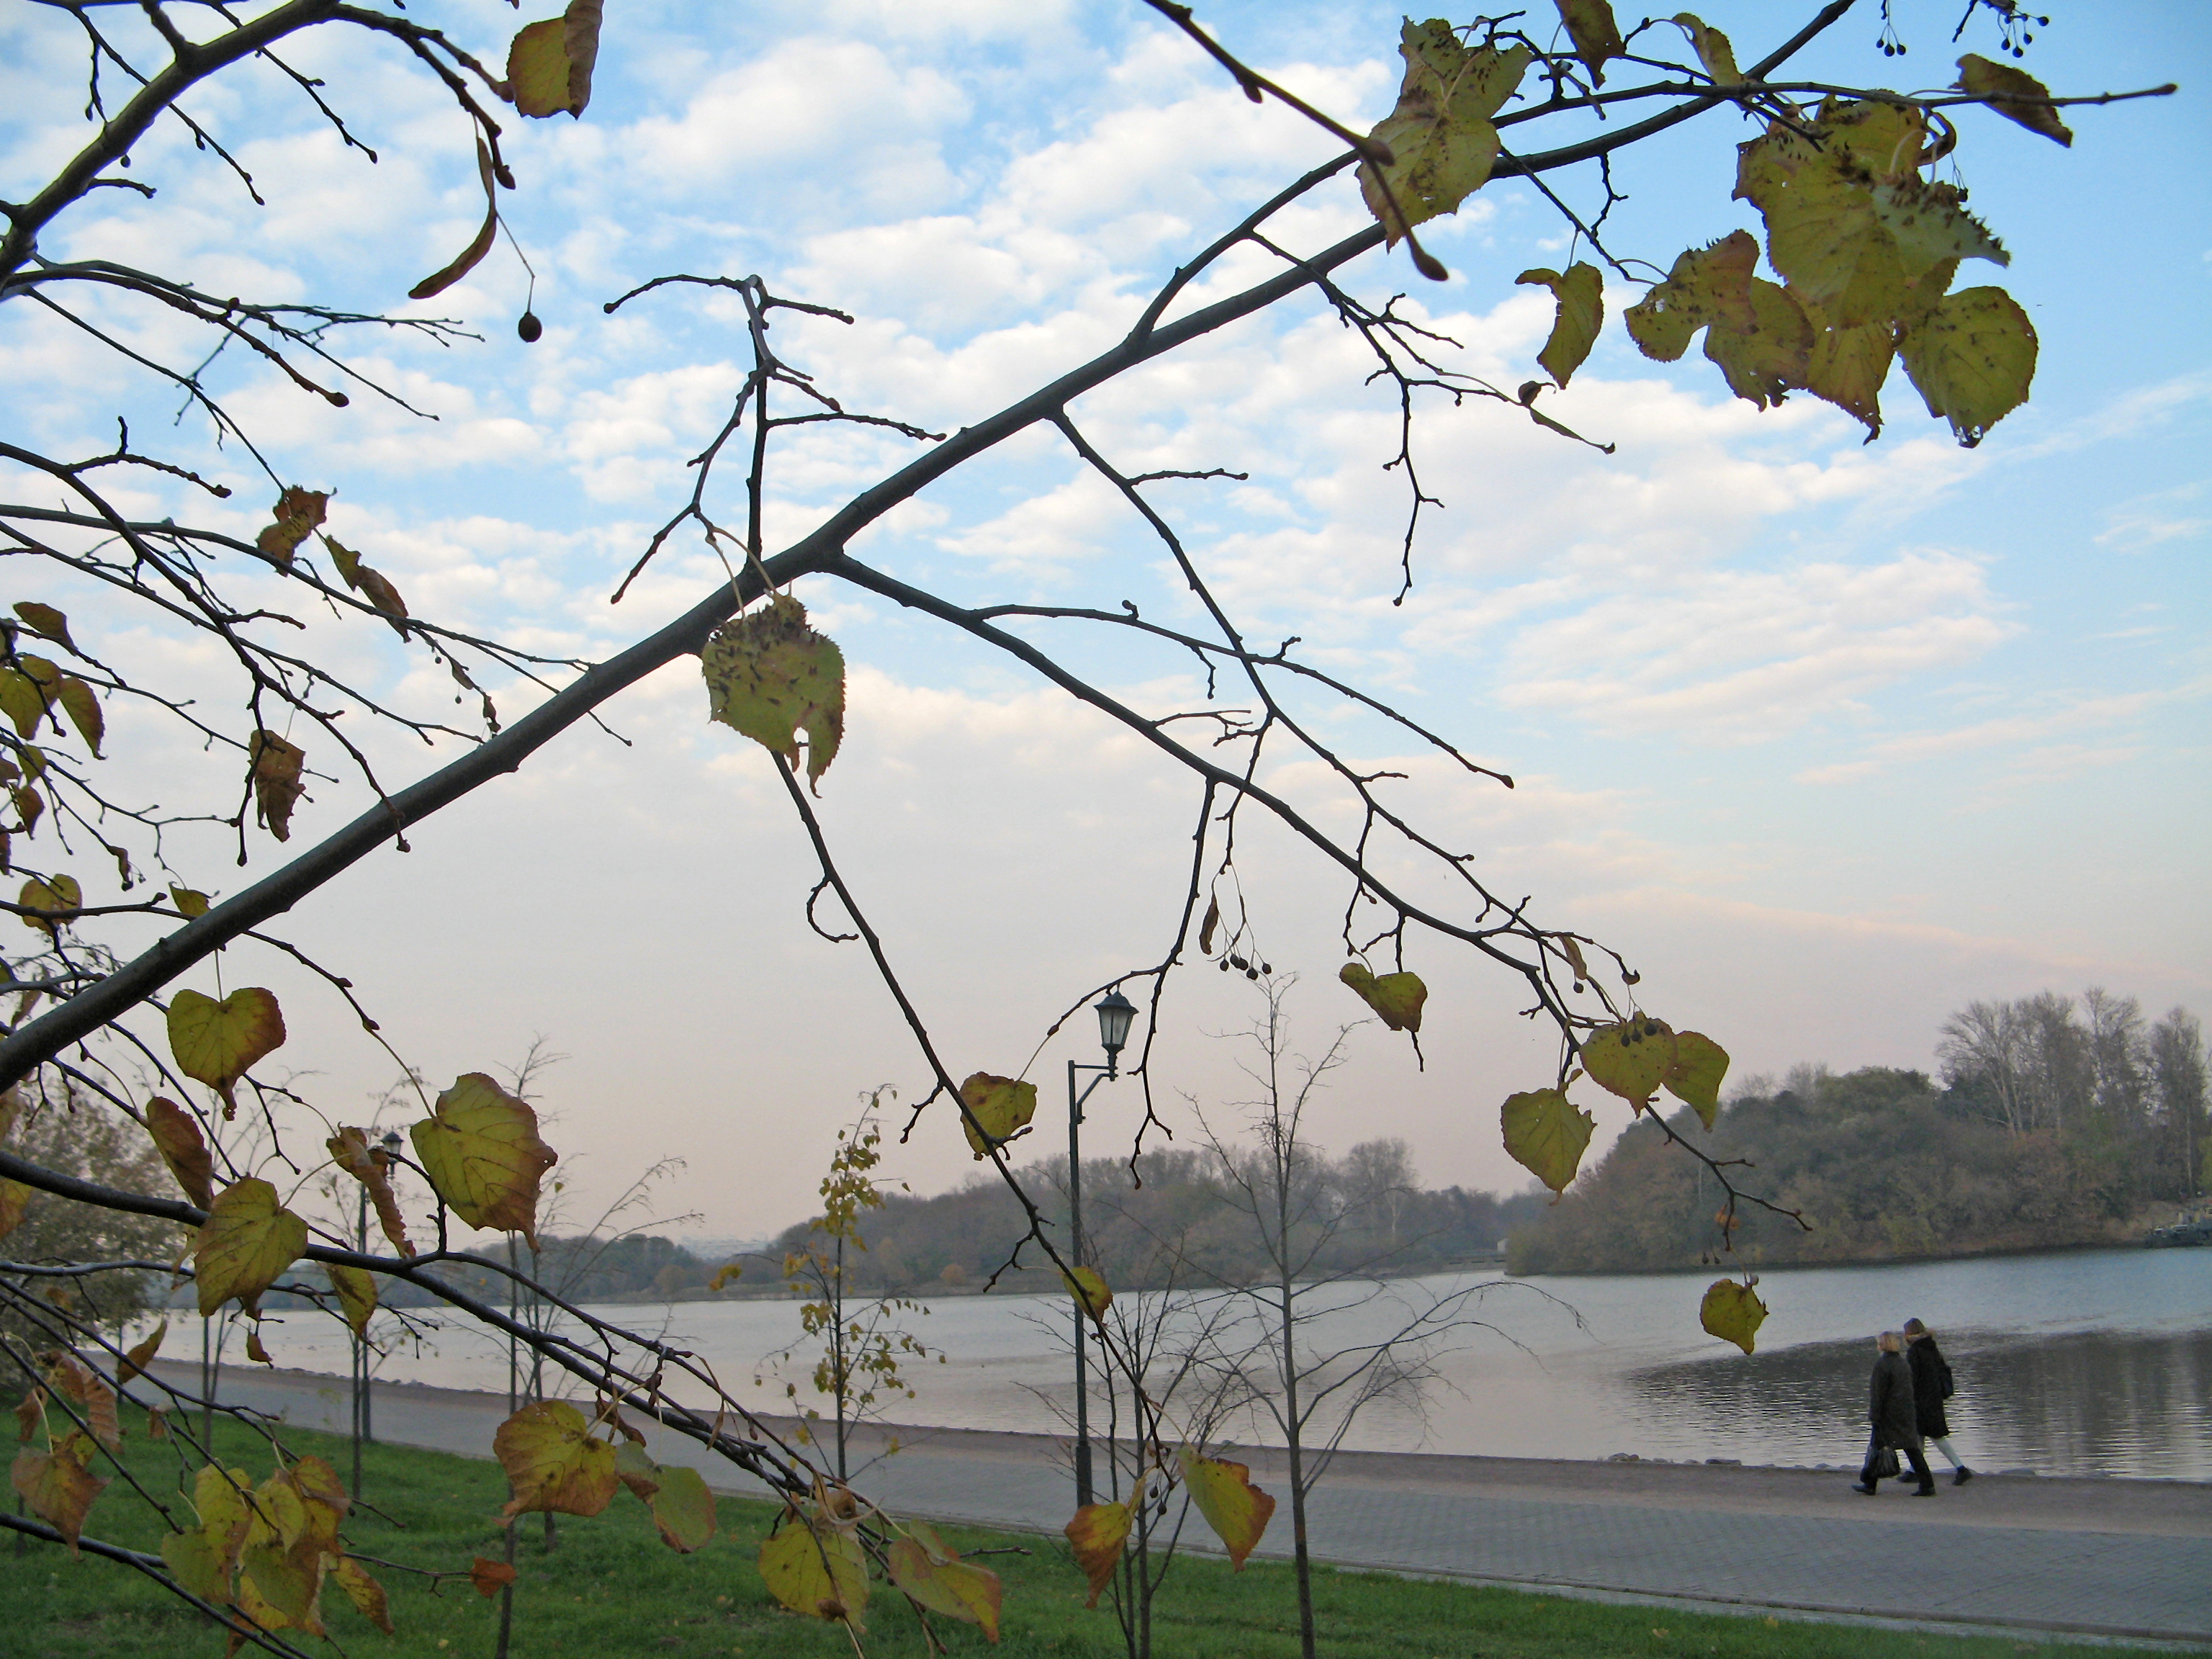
[1930,1435,1964,1467]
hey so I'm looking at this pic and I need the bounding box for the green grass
[3,1408,2169,1659]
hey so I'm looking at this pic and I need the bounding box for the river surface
[226,1247,2210,1480]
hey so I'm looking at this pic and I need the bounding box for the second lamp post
[1069,989,1135,1509]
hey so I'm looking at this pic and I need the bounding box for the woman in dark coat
[1853,1330,1936,1496]
[1905,1317,1973,1485]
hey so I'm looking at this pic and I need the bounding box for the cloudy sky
[2,0,2205,1243]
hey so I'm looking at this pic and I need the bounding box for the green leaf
[1700,1277,1768,1354]
[614,1439,662,1501]
[1515,263,1604,388]
[647,1464,716,1552]
[701,593,846,789]
[1956,53,2072,147]
[887,1521,1002,1640]
[493,1400,619,1519]
[0,666,53,741]
[168,885,210,919]
[161,1526,233,1603]
[1622,231,1758,361]
[508,0,603,119]
[194,1177,307,1317]
[1064,1498,1133,1609]
[410,1073,559,1247]
[1358,22,1532,245]
[1670,14,1739,84]
[1663,1031,1730,1128]
[1898,285,2037,448]
[247,729,306,842]
[1337,962,1427,1033]
[1552,0,1622,85]
[1578,1017,1678,1105]
[957,1072,1038,1161]
[167,987,286,1117]
[760,1511,869,1627]
[1178,1446,1275,1570]
[1501,1087,1595,1195]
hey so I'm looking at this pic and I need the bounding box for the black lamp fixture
[1094,989,1136,1075]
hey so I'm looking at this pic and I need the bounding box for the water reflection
[1627,1328,2212,1479]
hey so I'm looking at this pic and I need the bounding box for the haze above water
[246,1248,2210,1480]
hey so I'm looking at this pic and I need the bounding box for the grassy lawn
[4,1408,2160,1658]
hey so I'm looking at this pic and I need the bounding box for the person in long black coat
[1904,1317,1974,1485]
[1853,1330,1936,1496]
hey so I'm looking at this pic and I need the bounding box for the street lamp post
[1069,989,1136,1509]
[351,1128,404,1497]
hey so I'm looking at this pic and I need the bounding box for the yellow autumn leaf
[168,885,210,918]
[958,1072,1038,1160]
[1702,279,1812,410]
[1501,1087,1594,1195]
[46,1354,120,1451]
[760,1511,870,1627]
[700,594,846,789]
[1700,1277,1768,1354]
[886,1521,1002,1640]
[1064,1498,1132,1609]
[329,1263,378,1336]
[193,1178,307,1317]
[1515,262,1604,388]
[55,677,102,757]
[508,0,603,119]
[1663,1031,1730,1128]
[17,873,81,938]
[1670,14,1739,84]
[1956,53,2073,147]
[168,986,286,1117]
[1062,1264,1111,1322]
[1178,1446,1276,1570]
[1735,100,1930,328]
[1358,22,1532,245]
[493,1399,619,1519]
[11,1430,106,1555]
[1552,0,1622,85]
[12,603,76,653]
[410,1072,558,1247]
[1579,1017,1678,1105]
[1622,230,1758,362]
[331,1556,393,1633]
[1898,285,2037,448]
[1337,962,1428,1034]
[1799,305,1896,436]
[118,1319,167,1385]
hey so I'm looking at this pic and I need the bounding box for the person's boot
[1913,1479,1938,1497]
[1953,1466,1973,1486]
[1851,1479,1879,1495]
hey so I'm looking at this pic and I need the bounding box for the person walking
[1853,1330,1936,1497]
[1904,1317,1973,1485]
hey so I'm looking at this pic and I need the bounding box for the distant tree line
[1511,989,2206,1276]
[767,1141,1550,1295]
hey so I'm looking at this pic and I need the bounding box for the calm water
[233,1247,2211,1479]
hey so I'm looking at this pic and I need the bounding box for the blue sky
[2,0,2205,1234]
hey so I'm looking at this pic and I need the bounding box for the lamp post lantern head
[379,1128,404,1156]
[1094,990,1136,1076]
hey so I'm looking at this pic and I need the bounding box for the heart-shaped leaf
[1663,1030,1730,1128]
[410,1073,558,1247]
[1899,284,2037,448]
[508,0,603,119]
[1338,962,1427,1033]
[1358,22,1532,245]
[194,1177,307,1317]
[957,1072,1037,1160]
[646,1463,716,1552]
[147,1097,215,1210]
[18,873,81,938]
[1501,1087,1595,1196]
[1062,1264,1111,1322]
[328,1263,378,1337]
[1579,1017,1678,1105]
[887,1521,1002,1640]
[493,1400,618,1519]
[701,594,846,789]
[1066,1496,1134,1607]
[1700,1277,1768,1354]
[14,1431,107,1554]
[760,1511,869,1627]
[1516,262,1604,388]
[168,987,286,1116]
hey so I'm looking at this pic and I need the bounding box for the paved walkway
[148,1362,2212,1648]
